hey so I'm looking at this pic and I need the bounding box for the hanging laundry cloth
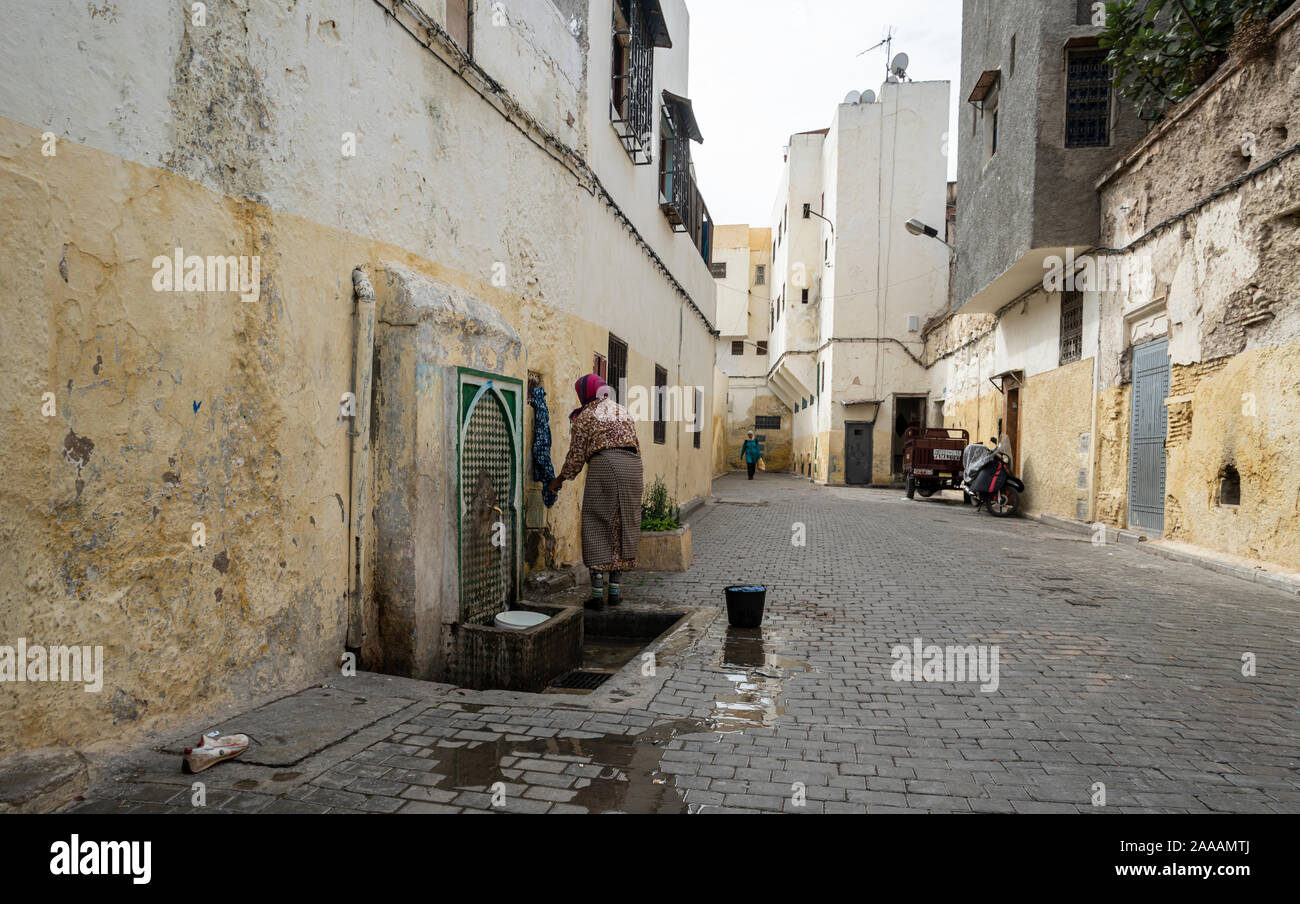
[529,384,559,508]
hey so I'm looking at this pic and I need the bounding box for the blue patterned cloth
[529,385,559,508]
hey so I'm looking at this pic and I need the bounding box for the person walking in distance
[741,431,763,480]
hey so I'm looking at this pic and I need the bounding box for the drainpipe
[346,267,377,652]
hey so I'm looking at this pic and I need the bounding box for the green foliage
[1099,0,1285,120]
[640,475,681,532]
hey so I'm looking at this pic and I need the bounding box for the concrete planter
[637,525,693,572]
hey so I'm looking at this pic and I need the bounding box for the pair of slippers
[182,730,251,774]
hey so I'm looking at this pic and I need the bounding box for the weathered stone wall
[1,128,358,757]
[0,0,719,757]
[1019,359,1095,519]
[1092,384,1131,527]
[1093,4,1300,567]
[723,383,791,472]
[1162,345,1300,566]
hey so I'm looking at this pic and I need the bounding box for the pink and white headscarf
[570,373,611,422]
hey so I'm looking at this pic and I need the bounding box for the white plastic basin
[494,610,550,630]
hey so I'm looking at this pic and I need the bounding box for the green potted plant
[637,476,693,571]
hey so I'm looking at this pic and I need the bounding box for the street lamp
[905,217,956,260]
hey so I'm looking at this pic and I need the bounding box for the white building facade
[761,79,952,485]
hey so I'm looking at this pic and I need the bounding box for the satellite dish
[860,89,877,104]
[843,90,861,104]
[890,52,910,78]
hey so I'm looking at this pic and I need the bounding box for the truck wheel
[905,476,915,499]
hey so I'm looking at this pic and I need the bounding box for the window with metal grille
[693,388,702,449]
[653,365,667,444]
[755,415,781,430]
[611,0,662,164]
[731,340,744,356]
[756,340,768,356]
[755,264,766,285]
[1060,292,1083,364]
[710,261,727,278]
[608,334,628,402]
[446,0,472,54]
[1066,49,1111,148]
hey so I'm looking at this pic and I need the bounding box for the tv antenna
[857,26,896,80]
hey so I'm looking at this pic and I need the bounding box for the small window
[731,340,745,356]
[447,0,472,54]
[607,334,628,403]
[1066,48,1111,148]
[755,415,781,430]
[1059,292,1083,365]
[1009,34,1016,77]
[824,239,829,262]
[653,365,668,445]
[756,341,768,356]
[755,264,766,285]
[1218,466,1241,506]
[693,389,703,449]
[710,261,727,278]
[985,86,1000,162]
[801,288,809,304]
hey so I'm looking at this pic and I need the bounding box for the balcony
[659,90,712,264]
[611,0,672,165]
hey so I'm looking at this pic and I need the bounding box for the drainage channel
[543,606,690,696]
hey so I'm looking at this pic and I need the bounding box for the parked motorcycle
[961,437,1024,517]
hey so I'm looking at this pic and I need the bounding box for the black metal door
[845,421,873,485]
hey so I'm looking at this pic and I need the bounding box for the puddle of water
[419,719,702,813]
[708,627,811,732]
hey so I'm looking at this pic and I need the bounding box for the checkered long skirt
[581,448,642,572]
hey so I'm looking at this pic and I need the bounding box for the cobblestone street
[63,478,1300,816]
[70,473,1300,815]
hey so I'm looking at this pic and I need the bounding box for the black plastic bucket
[724,585,767,629]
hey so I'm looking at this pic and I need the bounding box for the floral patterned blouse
[558,398,640,480]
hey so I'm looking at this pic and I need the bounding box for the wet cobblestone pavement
[69,473,1300,814]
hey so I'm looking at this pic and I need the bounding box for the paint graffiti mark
[193,400,202,413]
[334,493,345,522]
[212,550,230,574]
[416,361,434,395]
[63,430,94,468]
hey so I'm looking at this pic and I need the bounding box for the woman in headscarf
[741,430,762,479]
[549,374,643,607]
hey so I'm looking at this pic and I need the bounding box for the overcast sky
[686,0,962,227]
